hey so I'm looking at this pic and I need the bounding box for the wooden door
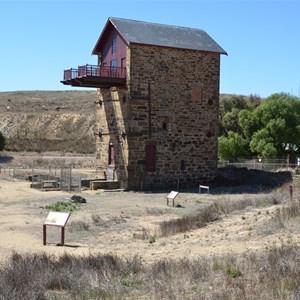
[146,144,156,172]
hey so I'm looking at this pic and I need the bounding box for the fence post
[69,165,72,192]
[43,224,47,245]
[289,184,293,200]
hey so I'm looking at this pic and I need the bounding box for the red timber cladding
[100,27,127,68]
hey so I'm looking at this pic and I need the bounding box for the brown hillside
[0,90,97,153]
[0,91,235,153]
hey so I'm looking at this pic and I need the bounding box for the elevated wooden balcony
[61,64,126,88]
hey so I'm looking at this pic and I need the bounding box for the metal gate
[60,165,81,192]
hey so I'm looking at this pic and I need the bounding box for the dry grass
[68,220,90,232]
[6,136,96,153]
[1,241,300,299]
[0,174,299,299]
[0,91,96,113]
[159,204,220,237]
[156,188,289,239]
[0,252,142,300]
[0,91,97,153]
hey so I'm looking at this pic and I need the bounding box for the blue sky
[1,0,299,98]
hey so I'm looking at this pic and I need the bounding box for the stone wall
[127,45,221,190]
[95,87,129,189]
[95,44,221,190]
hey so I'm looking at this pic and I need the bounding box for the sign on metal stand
[43,211,71,246]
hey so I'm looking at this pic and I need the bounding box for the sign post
[167,191,179,207]
[43,211,71,246]
[199,184,210,194]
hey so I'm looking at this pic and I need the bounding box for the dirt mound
[211,166,292,193]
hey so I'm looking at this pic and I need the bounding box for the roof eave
[92,17,130,55]
[221,49,228,56]
[92,18,111,55]
[109,18,130,49]
[129,41,227,55]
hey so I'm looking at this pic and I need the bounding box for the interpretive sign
[199,184,210,194]
[44,212,70,227]
[43,212,71,246]
[167,191,179,207]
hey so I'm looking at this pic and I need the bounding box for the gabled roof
[92,17,227,55]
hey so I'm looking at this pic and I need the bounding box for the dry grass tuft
[157,187,289,238]
[2,242,300,299]
[159,204,220,237]
[68,220,90,232]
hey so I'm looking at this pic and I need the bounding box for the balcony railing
[62,64,126,88]
[63,68,78,81]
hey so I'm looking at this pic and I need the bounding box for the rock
[70,195,87,203]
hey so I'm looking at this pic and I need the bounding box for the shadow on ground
[133,166,293,195]
[208,166,293,194]
[0,155,13,164]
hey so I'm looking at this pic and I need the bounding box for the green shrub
[45,201,80,212]
[149,235,156,244]
[226,267,242,278]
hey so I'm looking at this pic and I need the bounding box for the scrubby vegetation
[2,91,300,157]
[44,201,81,212]
[1,239,300,299]
[1,185,299,299]
[5,135,95,153]
[0,91,96,153]
[157,189,287,238]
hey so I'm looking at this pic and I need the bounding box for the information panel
[44,212,70,227]
[167,191,179,207]
[168,191,179,200]
[43,212,71,246]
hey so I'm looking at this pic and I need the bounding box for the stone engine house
[62,17,227,190]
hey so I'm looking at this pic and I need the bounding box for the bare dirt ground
[0,174,298,266]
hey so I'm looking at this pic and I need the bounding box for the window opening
[159,116,168,130]
[110,60,118,68]
[112,38,117,55]
[110,60,118,77]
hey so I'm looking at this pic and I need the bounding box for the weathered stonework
[96,44,221,190]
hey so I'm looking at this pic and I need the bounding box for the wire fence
[218,157,300,172]
[1,158,298,192]
[0,164,98,192]
[60,165,82,192]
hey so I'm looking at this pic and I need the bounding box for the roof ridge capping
[110,16,206,32]
[93,17,227,55]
